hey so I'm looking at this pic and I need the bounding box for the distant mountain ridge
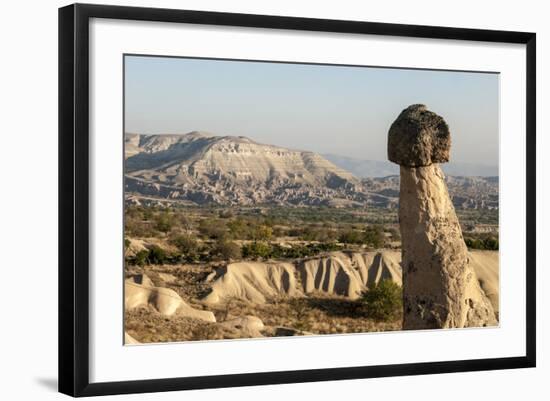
[323,154,498,178]
[125,132,367,207]
[124,132,498,209]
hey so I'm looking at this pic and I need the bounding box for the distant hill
[125,132,366,207]
[323,154,498,178]
[124,132,498,209]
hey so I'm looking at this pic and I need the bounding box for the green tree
[338,230,363,244]
[363,225,384,248]
[483,237,499,250]
[170,234,198,260]
[361,280,402,321]
[242,241,272,259]
[227,218,247,239]
[134,250,149,267]
[147,245,167,265]
[253,225,273,241]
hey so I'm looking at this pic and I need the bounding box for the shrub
[134,250,149,267]
[299,226,337,242]
[241,241,271,260]
[199,218,226,239]
[142,208,153,221]
[154,213,173,234]
[227,218,247,239]
[387,228,401,241]
[361,280,402,321]
[363,225,384,248]
[252,225,273,241]
[483,237,499,250]
[464,236,499,250]
[337,225,384,248]
[170,234,197,253]
[124,217,156,237]
[170,234,198,260]
[147,245,167,265]
[213,240,242,260]
[338,230,363,244]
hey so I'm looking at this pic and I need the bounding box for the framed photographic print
[58,3,536,397]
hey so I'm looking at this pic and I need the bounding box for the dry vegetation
[124,204,497,343]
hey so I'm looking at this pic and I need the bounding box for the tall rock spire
[388,104,497,329]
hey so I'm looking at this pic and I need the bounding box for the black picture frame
[58,3,536,397]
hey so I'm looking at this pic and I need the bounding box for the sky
[124,55,499,166]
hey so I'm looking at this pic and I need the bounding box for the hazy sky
[125,55,499,165]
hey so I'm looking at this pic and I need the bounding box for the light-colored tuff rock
[203,262,299,304]
[220,316,265,337]
[204,251,401,304]
[204,250,499,310]
[125,275,216,322]
[297,251,402,299]
[124,332,140,345]
[201,250,499,313]
[467,251,500,315]
[389,105,497,329]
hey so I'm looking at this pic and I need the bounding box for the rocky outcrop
[297,251,401,299]
[203,251,402,304]
[388,104,451,167]
[125,274,216,322]
[388,105,497,329]
[200,250,498,315]
[203,262,299,304]
[220,316,265,338]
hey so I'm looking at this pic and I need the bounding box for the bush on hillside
[170,234,198,260]
[213,239,242,260]
[361,280,402,321]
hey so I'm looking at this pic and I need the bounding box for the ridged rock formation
[298,251,402,298]
[203,251,402,304]
[203,262,299,304]
[200,250,498,314]
[388,104,497,329]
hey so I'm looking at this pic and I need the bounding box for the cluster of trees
[126,238,242,266]
[242,242,341,260]
[464,236,499,250]
[126,238,344,266]
[196,217,274,242]
[125,207,190,238]
[337,225,385,248]
[130,245,170,266]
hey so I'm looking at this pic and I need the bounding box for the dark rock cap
[387,104,451,167]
